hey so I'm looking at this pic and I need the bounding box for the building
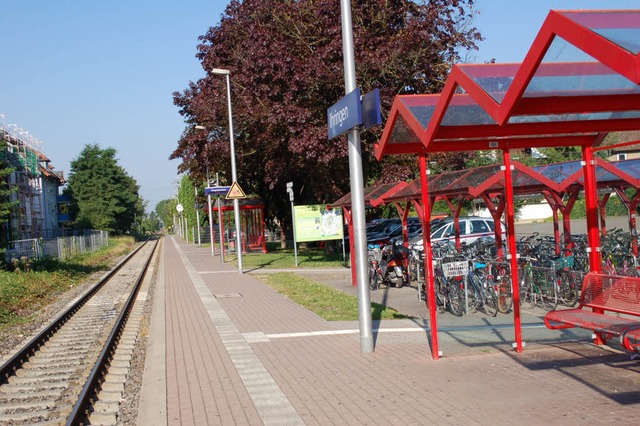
[1,121,66,242]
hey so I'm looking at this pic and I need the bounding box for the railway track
[0,237,160,425]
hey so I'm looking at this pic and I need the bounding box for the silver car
[409,216,505,250]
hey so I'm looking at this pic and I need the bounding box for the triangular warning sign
[226,181,247,199]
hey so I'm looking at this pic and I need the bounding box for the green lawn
[225,243,348,269]
[256,272,410,321]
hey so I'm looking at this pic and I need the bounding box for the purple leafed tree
[171,0,481,244]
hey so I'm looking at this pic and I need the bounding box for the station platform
[138,235,640,425]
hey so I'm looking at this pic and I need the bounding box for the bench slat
[580,273,640,315]
[545,309,640,334]
[544,272,640,352]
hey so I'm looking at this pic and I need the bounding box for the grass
[222,241,348,269]
[0,236,138,329]
[256,272,410,321]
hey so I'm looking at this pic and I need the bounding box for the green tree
[171,0,481,240]
[156,198,177,231]
[66,144,143,234]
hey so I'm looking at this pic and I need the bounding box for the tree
[66,144,143,234]
[171,0,481,240]
[156,198,177,232]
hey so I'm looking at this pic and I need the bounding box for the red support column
[261,206,267,253]
[582,146,602,273]
[598,193,611,236]
[211,205,217,253]
[220,211,226,256]
[613,188,640,257]
[583,145,604,344]
[502,150,523,353]
[420,155,439,360]
[481,194,505,259]
[394,202,410,247]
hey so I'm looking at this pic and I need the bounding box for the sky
[1,0,637,213]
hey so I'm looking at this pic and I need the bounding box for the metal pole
[195,186,202,246]
[224,73,243,274]
[217,173,225,263]
[291,200,298,267]
[340,0,373,353]
[206,172,215,257]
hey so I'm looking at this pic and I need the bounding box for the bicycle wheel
[482,283,499,317]
[557,270,578,307]
[446,277,465,317]
[369,267,379,291]
[434,275,447,306]
[539,271,558,311]
[519,267,536,309]
[497,277,513,314]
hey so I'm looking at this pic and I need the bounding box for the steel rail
[66,238,158,425]
[0,240,148,383]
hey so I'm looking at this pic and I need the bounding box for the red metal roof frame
[370,9,640,359]
[375,9,640,159]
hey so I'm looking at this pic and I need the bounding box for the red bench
[544,272,640,353]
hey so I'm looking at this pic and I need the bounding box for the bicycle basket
[442,261,469,278]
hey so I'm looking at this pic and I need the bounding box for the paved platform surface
[139,235,640,425]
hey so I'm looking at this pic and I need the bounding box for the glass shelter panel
[560,11,640,54]
[441,96,497,126]
[534,161,583,185]
[456,164,502,188]
[459,64,519,103]
[614,158,640,180]
[524,36,640,98]
[388,114,421,146]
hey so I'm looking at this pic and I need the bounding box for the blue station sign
[205,186,231,196]
[327,88,363,140]
[361,88,382,130]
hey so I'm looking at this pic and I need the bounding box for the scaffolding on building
[1,114,57,240]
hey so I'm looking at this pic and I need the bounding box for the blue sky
[0,0,636,212]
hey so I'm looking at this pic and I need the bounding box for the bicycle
[489,261,512,314]
[519,255,557,311]
[367,245,382,291]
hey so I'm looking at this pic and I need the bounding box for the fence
[7,230,109,261]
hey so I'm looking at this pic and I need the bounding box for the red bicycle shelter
[374,9,640,359]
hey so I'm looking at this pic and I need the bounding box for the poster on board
[294,205,343,242]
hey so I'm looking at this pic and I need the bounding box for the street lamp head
[195,125,206,130]
[211,68,231,75]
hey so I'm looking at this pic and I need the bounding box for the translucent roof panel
[440,95,497,126]
[508,110,640,124]
[456,164,501,188]
[533,161,582,184]
[560,11,640,54]
[524,36,640,97]
[388,114,421,146]
[400,96,438,129]
[365,182,404,202]
[431,168,474,191]
[613,158,640,180]
[459,64,520,103]
[384,179,421,202]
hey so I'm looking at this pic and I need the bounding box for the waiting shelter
[211,198,267,254]
[374,9,640,359]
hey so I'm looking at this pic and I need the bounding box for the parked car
[409,216,505,250]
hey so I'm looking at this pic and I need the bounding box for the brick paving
[141,235,640,425]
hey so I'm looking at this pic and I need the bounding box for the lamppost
[286,182,298,267]
[212,67,243,274]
